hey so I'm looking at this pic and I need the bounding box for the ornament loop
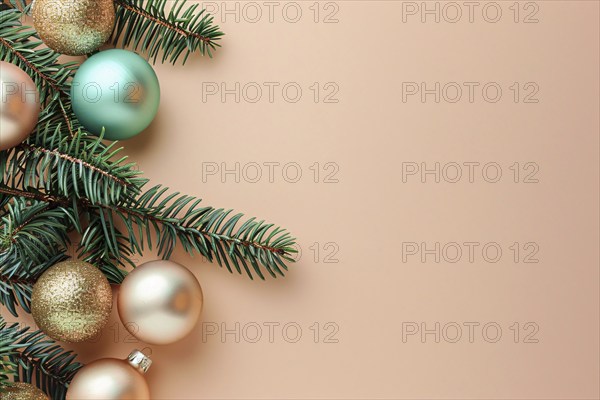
[127,350,152,374]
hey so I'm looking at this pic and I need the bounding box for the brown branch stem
[18,143,131,188]
[0,274,36,285]
[8,204,51,243]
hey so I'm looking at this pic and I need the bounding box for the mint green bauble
[71,50,160,141]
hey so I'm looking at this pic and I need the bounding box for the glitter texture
[32,0,115,56]
[31,261,112,343]
[1,382,49,400]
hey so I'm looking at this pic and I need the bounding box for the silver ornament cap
[127,350,152,374]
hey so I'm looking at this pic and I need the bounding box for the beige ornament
[66,350,151,400]
[118,260,203,345]
[31,261,112,343]
[32,0,115,56]
[0,61,39,150]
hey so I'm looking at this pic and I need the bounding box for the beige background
[12,0,600,398]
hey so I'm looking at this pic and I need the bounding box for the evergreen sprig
[1,123,147,206]
[0,184,297,281]
[77,207,132,283]
[114,185,297,279]
[0,315,83,398]
[112,0,224,64]
[0,198,71,263]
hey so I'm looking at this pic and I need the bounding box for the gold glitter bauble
[0,382,49,400]
[32,0,115,56]
[31,261,112,343]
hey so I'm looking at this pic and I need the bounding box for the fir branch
[114,185,297,279]
[112,0,224,64]
[19,143,129,188]
[0,315,83,399]
[77,208,132,283]
[0,185,297,280]
[1,123,147,206]
[0,198,72,263]
[0,358,14,389]
[0,315,15,388]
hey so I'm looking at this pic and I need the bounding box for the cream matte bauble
[66,350,151,400]
[0,61,39,150]
[118,260,203,345]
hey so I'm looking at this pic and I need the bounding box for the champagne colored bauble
[0,382,49,400]
[118,260,203,345]
[31,261,112,343]
[32,0,115,56]
[0,62,39,150]
[66,350,151,400]
[71,49,160,141]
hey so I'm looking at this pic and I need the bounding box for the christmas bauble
[118,260,203,345]
[1,382,49,400]
[31,261,112,343]
[32,0,115,56]
[66,350,151,400]
[71,49,160,141]
[0,62,39,150]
